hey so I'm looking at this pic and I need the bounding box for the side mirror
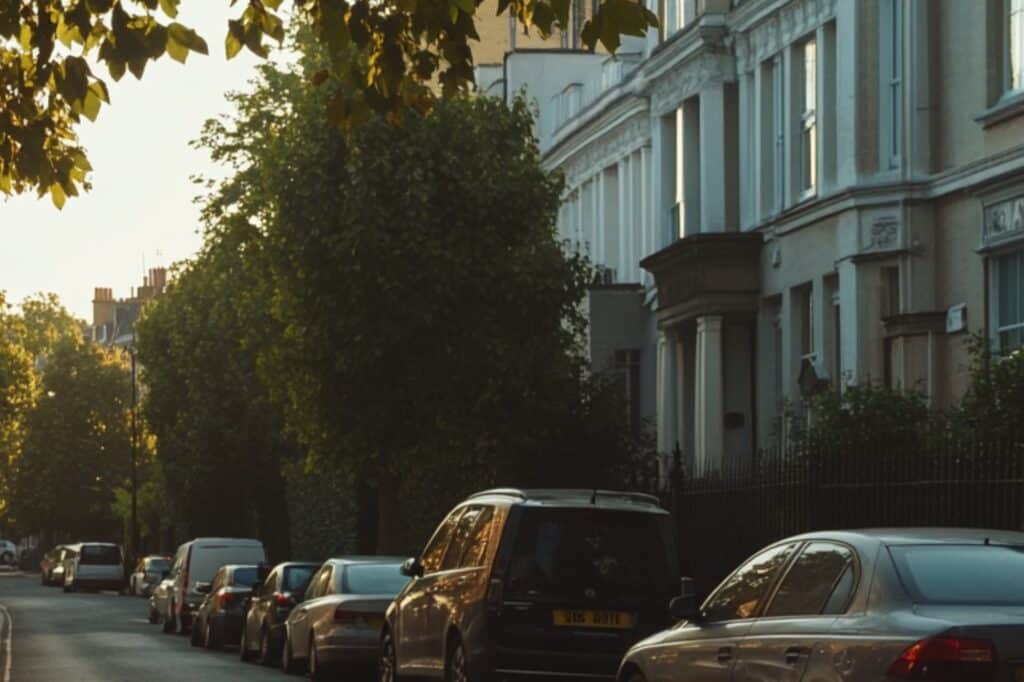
[400,557,423,578]
[195,581,212,594]
[669,594,701,621]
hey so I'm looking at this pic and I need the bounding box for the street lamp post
[124,346,139,560]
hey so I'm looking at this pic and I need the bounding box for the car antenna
[590,489,597,505]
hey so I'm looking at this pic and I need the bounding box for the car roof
[325,556,407,566]
[787,527,1024,546]
[274,561,321,569]
[67,542,120,549]
[220,564,259,572]
[183,537,263,545]
[467,488,667,514]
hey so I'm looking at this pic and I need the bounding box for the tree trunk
[375,468,403,555]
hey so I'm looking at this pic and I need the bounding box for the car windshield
[890,544,1024,604]
[284,566,316,592]
[231,567,260,587]
[505,508,673,603]
[146,559,170,572]
[340,564,409,595]
[80,545,121,565]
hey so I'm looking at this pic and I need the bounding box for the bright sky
[0,5,266,322]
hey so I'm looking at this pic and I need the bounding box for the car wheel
[257,625,274,666]
[379,629,400,682]
[445,639,469,682]
[1,552,12,565]
[625,671,647,682]
[190,618,203,647]
[239,622,253,662]
[282,631,303,675]
[148,605,159,624]
[62,581,72,593]
[40,572,46,586]
[162,604,175,634]
[308,636,330,681]
[204,619,222,650]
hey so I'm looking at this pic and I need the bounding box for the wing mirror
[400,557,423,578]
[669,577,701,621]
[195,581,212,594]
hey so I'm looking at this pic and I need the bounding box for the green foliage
[0,294,36,526]
[953,335,1024,442]
[1,0,656,203]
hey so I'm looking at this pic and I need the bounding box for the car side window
[421,508,465,574]
[703,543,798,622]
[822,562,856,615]
[459,506,495,569]
[211,569,225,593]
[765,542,855,617]
[442,506,485,571]
[321,567,335,595]
[307,566,331,599]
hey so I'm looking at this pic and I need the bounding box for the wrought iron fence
[666,432,1024,598]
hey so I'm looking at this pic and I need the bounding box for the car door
[291,565,331,659]
[426,505,491,674]
[734,542,856,682]
[395,507,463,677]
[249,568,278,638]
[647,542,799,682]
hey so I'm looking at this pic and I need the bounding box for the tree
[1,0,656,203]
[0,294,35,530]
[134,223,293,559]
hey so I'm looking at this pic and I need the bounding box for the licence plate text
[553,609,632,629]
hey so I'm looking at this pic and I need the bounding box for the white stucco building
[480,0,1024,478]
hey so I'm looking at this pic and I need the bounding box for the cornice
[732,0,837,73]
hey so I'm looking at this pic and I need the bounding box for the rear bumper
[212,612,245,642]
[318,629,379,667]
[490,646,621,680]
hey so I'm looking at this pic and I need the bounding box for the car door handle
[717,646,733,663]
[785,646,810,664]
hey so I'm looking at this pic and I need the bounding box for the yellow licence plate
[365,615,385,630]
[553,609,632,629]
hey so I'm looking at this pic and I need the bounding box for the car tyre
[282,632,303,675]
[204,619,222,650]
[1,552,12,565]
[190,619,203,647]
[162,605,176,634]
[379,629,400,682]
[148,605,159,624]
[626,672,647,682]
[257,625,274,666]
[445,638,470,682]
[240,622,253,662]
[308,637,331,681]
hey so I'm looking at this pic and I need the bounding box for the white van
[163,537,266,634]
[62,543,125,593]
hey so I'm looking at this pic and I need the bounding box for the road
[0,568,287,681]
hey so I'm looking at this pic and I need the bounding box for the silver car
[149,577,174,625]
[282,557,408,679]
[619,528,1024,682]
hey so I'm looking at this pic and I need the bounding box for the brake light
[334,607,356,624]
[888,636,996,680]
[217,591,239,608]
[274,592,293,607]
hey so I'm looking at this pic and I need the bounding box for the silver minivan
[162,537,266,634]
[62,543,125,593]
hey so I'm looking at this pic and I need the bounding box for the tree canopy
[0,0,656,205]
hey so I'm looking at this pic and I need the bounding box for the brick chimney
[92,287,115,327]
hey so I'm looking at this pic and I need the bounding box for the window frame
[1007,0,1024,95]
[880,0,903,170]
[799,37,818,198]
[771,54,785,214]
[993,249,1024,351]
[760,540,860,619]
[420,507,466,575]
[699,541,800,623]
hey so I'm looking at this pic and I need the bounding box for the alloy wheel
[379,632,397,682]
[447,642,468,682]
[257,627,272,666]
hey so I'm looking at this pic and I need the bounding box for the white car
[0,540,17,566]
[163,537,266,634]
[62,542,126,592]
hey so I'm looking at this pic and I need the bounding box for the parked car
[61,542,126,593]
[189,564,261,649]
[282,557,408,679]
[149,577,174,624]
[380,488,678,682]
[0,539,17,565]
[40,545,67,586]
[240,561,319,666]
[618,527,1024,682]
[129,555,172,597]
[163,537,266,634]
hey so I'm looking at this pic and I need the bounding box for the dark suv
[380,488,678,681]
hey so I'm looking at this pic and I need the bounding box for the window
[283,565,316,593]
[798,285,815,362]
[880,0,903,169]
[306,567,331,599]
[461,506,496,568]
[441,506,486,571]
[614,349,642,433]
[772,56,785,213]
[765,542,854,617]
[889,544,1024,604]
[340,564,410,595]
[800,39,818,194]
[702,543,797,622]
[420,508,463,574]
[996,250,1024,350]
[1010,0,1024,92]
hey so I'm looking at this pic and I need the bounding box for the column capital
[696,314,724,333]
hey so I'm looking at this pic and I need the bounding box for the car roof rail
[468,488,662,507]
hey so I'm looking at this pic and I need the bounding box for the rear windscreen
[283,566,316,592]
[890,544,1024,604]
[505,508,673,603]
[231,567,259,587]
[340,564,410,595]
[146,559,170,573]
[191,545,266,583]
[80,545,121,565]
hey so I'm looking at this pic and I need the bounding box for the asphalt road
[0,568,289,681]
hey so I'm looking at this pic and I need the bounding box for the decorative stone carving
[734,0,838,73]
[983,194,1024,245]
[557,111,650,188]
[864,217,899,251]
[650,51,736,118]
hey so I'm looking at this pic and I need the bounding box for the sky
[0,5,267,321]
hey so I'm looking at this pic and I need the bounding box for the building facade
[484,0,1024,478]
[89,267,168,347]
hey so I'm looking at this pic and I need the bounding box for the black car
[190,564,261,649]
[239,561,319,665]
[380,488,679,681]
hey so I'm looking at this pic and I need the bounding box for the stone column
[835,0,860,188]
[699,86,727,232]
[695,315,724,475]
[656,330,678,455]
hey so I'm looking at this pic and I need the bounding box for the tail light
[217,591,240,608]
[334,607,357,624]
[486,578,504,609]
[888,636,996,680]
[273,592,293,607]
